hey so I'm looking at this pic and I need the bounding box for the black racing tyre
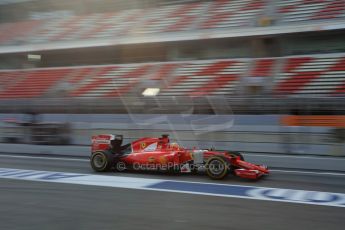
[90,151,114,172]
[205,156,230,180]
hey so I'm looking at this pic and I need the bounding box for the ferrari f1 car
[90,134,269,180]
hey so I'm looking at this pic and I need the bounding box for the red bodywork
[91,134,269,179]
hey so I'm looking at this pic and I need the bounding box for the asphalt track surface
[1,154,345,230]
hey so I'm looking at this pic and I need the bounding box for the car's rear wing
[91,134,114,153]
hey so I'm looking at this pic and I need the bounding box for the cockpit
[157,135,183,150]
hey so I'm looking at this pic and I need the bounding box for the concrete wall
[1,114,344,156]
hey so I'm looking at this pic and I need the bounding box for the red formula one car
[90,134,269,180]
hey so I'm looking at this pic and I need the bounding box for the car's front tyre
[205,156,230,180]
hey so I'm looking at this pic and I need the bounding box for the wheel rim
[93,154,106,168]
[208,159,225,175]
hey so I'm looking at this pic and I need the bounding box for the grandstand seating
[1,0,344,45]
[278,0,345,22]
[0,71,25,90]
[200,0,267,29]
[159,60,245,96]
[0,68,74,98]
[274,54,345,95]
[0,54,344,99]
[0,20,42,45]
[250,59,275,77]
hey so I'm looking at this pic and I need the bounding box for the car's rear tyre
[205,156,230,180]
[90,151,114,172]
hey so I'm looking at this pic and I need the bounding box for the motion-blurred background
[0,0,344,157]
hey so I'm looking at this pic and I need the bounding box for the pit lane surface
[0,154,345,230]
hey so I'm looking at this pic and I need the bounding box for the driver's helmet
[159,134,170,148]
[161,134,169,143]
[170,142,180,150]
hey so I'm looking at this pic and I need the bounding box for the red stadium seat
[274,55,345,96]
[1,0,344,46]
[0,68,73,98]
[0,54,344,98]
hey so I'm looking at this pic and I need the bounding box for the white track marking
[0,167,345,208]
